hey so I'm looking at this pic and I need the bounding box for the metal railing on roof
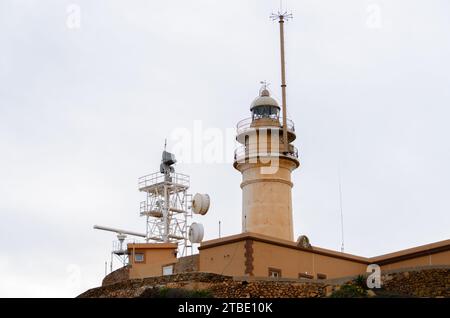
[234,144,299,161]
[236,117,295,135]
[138,171,190,190]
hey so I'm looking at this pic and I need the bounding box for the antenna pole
[338,168,345,252]
[279,15,288,152]
[271,12,292,153]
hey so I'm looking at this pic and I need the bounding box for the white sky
[0,0,449,297]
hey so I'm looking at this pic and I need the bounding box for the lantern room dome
[250,88,280,111]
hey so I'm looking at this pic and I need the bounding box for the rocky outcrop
[79,273,231,298]
[80,267,450,298]
[102,266,130,286]
[80,272,325,298]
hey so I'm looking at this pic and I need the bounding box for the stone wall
[324,265,450,297]
[208,280,325,298]
[174,254,199,273]
[381,267,449,297]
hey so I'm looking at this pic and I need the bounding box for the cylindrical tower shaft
[239,159,296,241]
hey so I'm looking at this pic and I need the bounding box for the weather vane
[259,80,271,92]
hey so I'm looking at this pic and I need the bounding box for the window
[253,106,279,119]
[162,265,174,276]
[317,273,327,280]
[298,273,314,279]
[134,253,144,263]
[268,268,281,278]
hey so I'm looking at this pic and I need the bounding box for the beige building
[127,243,177,279]
[126,232,450,280]
[122,87,450,282]
[198,233,450,279]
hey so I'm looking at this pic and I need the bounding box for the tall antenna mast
[338,168,345,252]
[271,9,293,153]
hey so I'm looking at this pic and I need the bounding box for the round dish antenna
[188,222,204,243]
[192,193,210,215]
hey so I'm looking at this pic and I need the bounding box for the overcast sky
[1,0,449,297]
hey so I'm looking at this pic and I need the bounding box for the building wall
[128,246,177,279]
[380,250,450,271]
[127,235,450,281]
[198,236,368,279]
[199,241,246,276]
[251,241,367,279]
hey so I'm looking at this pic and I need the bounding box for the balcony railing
[236,117,295,135]
[234,144,299,161]
[138,172,190,190]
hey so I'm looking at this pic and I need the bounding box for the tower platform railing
[236,117,295,135]
[138,171,190,191]
[234,144,299,161]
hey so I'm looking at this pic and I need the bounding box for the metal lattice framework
[138,171,193,256]
[111,237,139,268]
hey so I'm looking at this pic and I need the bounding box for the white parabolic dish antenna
[189,222,204,243]
[192,193,210,215]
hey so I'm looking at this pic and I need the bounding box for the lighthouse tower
[233,11,298,242]
[233,84,299,241]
